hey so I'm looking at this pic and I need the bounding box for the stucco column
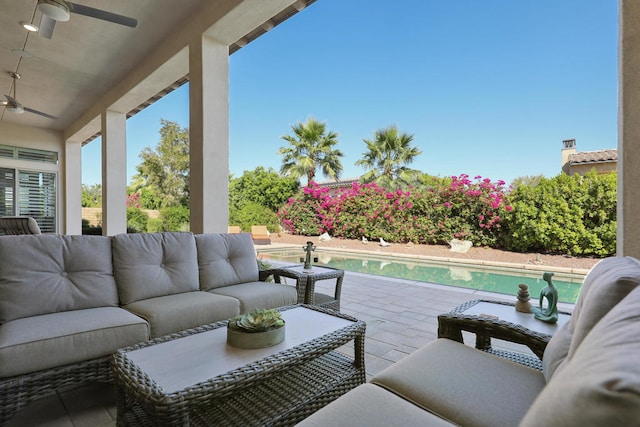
[64,140,82,234]
[189,34,229,233]
[101,110,128,236]
[618,0,640,258]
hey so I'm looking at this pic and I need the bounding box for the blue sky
[82,0,618,187]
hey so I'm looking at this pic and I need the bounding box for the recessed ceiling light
[21,22,39,32]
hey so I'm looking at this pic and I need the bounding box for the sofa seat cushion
[371,338,546,427]
[123,291,240,338]
[296,383,456,426]
[0,307,148,377]
[520,286,640,427]
[196,233,260,290]
[0,235,117,323]
[113,232,199,305]
[209,282,297,313]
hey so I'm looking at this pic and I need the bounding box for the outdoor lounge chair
[0,216,41,235]
[228,225,241,233]
[251,225,271,245]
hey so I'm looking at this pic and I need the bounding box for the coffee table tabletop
[111,305,365,426]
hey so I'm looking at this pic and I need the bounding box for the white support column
[618,0,640,258]
[101,110,128,236]
[64,140,83,235]
[189,34,229,233]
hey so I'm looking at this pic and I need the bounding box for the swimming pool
[257,248,585,304]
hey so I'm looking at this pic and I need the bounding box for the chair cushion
[371,338,546,427]
[0,234,117,323]
[0,307,148,377]
[196,233,260,290]
[543,256,640,381]
[521,286,640,426]
[295,383,456,427]
[113,232,199,305]
[123,291,240,338]
[209,282,297,313]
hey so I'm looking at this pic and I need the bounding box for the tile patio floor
[7,270,575,426]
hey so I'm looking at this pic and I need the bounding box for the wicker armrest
[437,311,550,360]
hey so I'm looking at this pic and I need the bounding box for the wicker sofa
[0,231,297,424]
[298,256,640,426]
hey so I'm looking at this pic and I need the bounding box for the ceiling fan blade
[23,106,57,120]
[68,2,138,28]
[39,14,57,39]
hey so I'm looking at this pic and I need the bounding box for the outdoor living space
[6,268,572,426]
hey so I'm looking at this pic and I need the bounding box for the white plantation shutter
[17,170,56,233]
[0,168,15,218]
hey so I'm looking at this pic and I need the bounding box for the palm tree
[279,118,344,185]
[356,125,422,189]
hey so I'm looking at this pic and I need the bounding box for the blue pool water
[257,249,585,303]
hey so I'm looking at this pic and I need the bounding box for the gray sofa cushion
[371,338,546,427]
[0,235,117,323]
[209,282,297,313]
[543,256,640,381]
[196,233,260,290]
[521,286,640,426]
[123,291,240,338]
[296,383,456,427]
[113,232,199,305]
[0,307,148,377]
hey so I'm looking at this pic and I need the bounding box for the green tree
[356,125,422,189]
[279,118,343,184]
[132,119,190,208]
[229,167,299,213]
[81,184,102,207]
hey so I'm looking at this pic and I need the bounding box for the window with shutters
[0,167,57,234]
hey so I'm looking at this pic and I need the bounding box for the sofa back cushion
[196,233,259,290]
[0,234,118,323]
[542,256,640,382]
[521,285,640,426]
[113,232,199,305]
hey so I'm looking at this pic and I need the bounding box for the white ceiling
[0,0,312,136]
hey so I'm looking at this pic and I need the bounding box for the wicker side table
[438,299,572,370]
[267,265,344,311]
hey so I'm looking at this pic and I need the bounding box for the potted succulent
[227,308,286,349]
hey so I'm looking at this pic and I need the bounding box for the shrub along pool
[257,248,585,304]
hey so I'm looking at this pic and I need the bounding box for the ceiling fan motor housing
[38,0,71,22]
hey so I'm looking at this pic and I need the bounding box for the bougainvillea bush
[278,175,512,247]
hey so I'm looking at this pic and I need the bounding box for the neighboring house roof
[316,177,360,189]
[569,149,617,165]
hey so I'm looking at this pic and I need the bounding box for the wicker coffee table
[438,299,572,370]
[111,305,365,426]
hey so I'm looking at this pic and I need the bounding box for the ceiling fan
[2,72,56,120]
[37,0,138,39]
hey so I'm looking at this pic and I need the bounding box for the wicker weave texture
[267,267,344,311]
[438,299,572,369]
[0,356,113,425]
[112,305,366,426]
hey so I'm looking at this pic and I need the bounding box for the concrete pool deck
[7,266,576,426]
[258,242,593,276]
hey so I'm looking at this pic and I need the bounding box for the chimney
[561,139,577,174]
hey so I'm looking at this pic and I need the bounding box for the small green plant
[228,308,284,332]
